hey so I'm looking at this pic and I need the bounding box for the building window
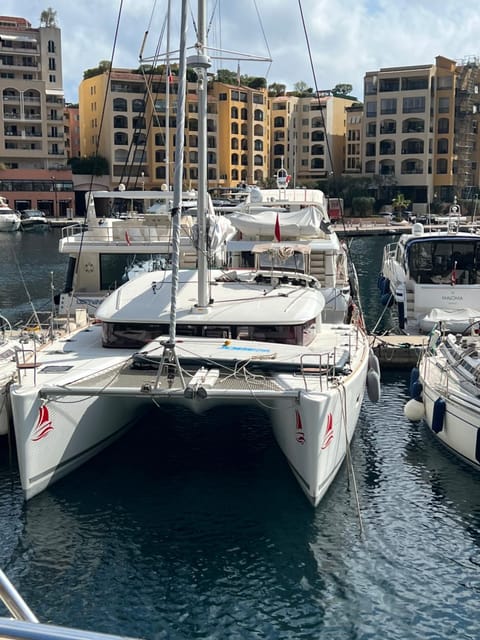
[437,138,448,154]
[48,40,56,53]
[48,57,56,71]
[132,99,145,112]
[380,98,397,115]
[113,115,128,128]
[114,132,128,145]
[436,158,448,174]
[403,96,426,113]
[113,98,127,111]
[366,102,377,117]
[438,97,450,113]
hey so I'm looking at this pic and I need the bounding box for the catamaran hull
[11,355,367,505]
[10,388,149,500]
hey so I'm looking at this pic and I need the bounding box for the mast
[188,0,211,310]
[165,0,171,189]
[154,0,188,391]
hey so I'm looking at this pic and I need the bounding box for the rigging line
[297,0,334,178]
[10,248,41,330]
[206,0,219,37]
[338,383,365,539]
[252,0,272,78]
[69,0,125,320]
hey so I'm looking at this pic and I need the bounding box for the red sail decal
[321,413,334,449]
[32,405,53,442]
[295,410,305,444]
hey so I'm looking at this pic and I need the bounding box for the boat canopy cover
[227,205,327,238]
[423,307,480,324]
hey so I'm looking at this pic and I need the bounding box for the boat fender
[368,351,381,377]
[398,301,405,330]
[381,292,394,307]
[410,381,423,401]
[377,275,386,292]
[409,367,420,398]
[366,369,381,403]
[404,398,425,421]
[381,278,391,295]
[432,397,446,433]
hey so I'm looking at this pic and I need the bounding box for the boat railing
[61,217,195,245]
[0,569,141,640]
[299,350,341,390]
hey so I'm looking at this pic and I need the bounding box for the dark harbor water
[1,230,480,640]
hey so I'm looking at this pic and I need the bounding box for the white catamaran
[9,0,377,506]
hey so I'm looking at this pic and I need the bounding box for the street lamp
[51,176,58,217]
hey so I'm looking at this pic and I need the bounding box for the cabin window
[256,249,307,273]
[408,240,480,284]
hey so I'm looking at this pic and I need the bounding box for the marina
[1,230,479,639]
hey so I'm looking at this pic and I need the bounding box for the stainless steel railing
[0,569,141,640]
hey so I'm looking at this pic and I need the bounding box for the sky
[4,0,480,104]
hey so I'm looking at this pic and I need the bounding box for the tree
[268,83,286,97]
[292,81,313,96]
[391,193,412,221]
[332,83,353,96]
[40,7,57,27]
[217,69,238,85]
[83,60,112,80]
[69,155,109,175]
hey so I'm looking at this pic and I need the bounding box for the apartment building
[0,15,67,168]
[362,55,480,207]
[344,103,363,175]
[64,104,80,160]
[211,81,269,186]
[0,15,74,214]
[79,69,273,191]
[270,91,358,186]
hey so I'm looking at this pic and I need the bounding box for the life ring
[366,369,381,403]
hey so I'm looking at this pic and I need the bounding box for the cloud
[4,0,480,102]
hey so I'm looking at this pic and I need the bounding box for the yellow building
[79,69,271,190]
[210,81,269,187]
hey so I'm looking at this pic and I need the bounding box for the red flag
[274,213,281,242]
[451,260,457,286]
[125,230,131,245]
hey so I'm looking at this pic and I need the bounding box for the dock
[369,334,425,369]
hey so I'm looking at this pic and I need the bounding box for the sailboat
[9,0,376,506]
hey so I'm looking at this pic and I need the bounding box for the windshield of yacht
[407,238,480,284]
[256,247,307,272]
